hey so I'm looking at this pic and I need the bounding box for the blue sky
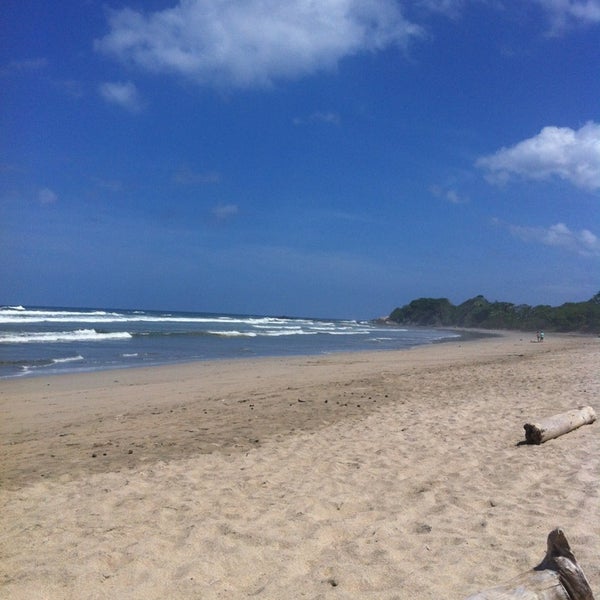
[1,0,599,318]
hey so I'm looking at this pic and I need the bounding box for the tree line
[387,292,600,333]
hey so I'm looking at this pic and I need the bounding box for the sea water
[0,305,461,379]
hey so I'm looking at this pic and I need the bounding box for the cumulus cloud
[509,222,600,256]
[99,81,142,111]
[95,0,422,88]
[477,121,600,191]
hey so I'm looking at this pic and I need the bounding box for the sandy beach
[1,332,598,599]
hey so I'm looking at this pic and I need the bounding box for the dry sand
[1,332,598,599]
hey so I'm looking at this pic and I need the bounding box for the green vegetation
[387,292,600,333]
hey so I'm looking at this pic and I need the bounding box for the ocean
[0,305,462,379]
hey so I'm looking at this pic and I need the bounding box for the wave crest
[0,329,132,344]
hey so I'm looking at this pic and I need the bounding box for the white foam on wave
[0,309,311,326]
[0,329,133,343]
[0,309,357,341]
[211,328,369,338]
[0,308,117,324]
[52,355,85,364]
[254,324,303,330]
[260,329,317,337]
[0,307,399,345]
[314,329,370,335]
[208,330,257,337]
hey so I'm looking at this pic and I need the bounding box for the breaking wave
[0,329,133,343]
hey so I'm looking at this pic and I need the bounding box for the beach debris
[524,406,596,444]
[465,528,595,599]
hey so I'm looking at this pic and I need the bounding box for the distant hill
[386,292,600,333]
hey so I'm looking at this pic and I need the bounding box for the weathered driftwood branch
[465,528,595,599]
[524,406,596,445]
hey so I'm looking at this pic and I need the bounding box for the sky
[1,0,599,319]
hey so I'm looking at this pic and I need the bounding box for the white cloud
[98,81,142,111]
[421,0,600,27]
[509,222,600,256]
[534,0,600,30]
[95,0,422,88]
[417,0,600,30]
[477,121,600,191]
[38,188,58,205]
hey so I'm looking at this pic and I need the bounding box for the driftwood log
[524,406,596,445]
[466,529,595,599]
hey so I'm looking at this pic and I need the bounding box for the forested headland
[386,292,600,333]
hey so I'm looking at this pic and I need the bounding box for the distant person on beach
[536,331,541,342]
[540,331,544,342]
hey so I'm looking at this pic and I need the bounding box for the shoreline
[1,306,475,382]
[1,331,598,598]
[1,324,475,382]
